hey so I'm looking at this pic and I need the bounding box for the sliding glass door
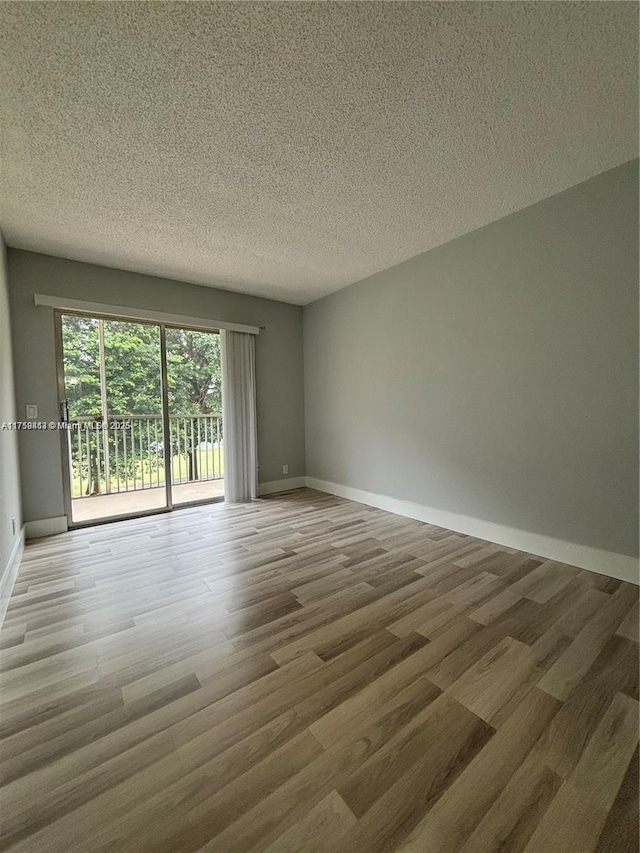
[166,327,224,505]
[57,313,223,526]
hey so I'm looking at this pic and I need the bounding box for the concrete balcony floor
[71,479,224,523]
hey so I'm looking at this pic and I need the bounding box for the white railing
[68,414,223,499]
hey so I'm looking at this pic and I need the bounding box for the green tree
[62,315,101,418]
[166,328,222,415]
[63,319,222,416]
[104,322,163,415]
[166,329,222,479]
[61,316,222,491]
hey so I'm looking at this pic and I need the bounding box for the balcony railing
[68,414,223,499]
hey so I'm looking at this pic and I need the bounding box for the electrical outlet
[26,404,38,419]
[282,464,289,475]
[12,517,16,536]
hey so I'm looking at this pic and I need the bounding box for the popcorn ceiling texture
[0,2,637,305]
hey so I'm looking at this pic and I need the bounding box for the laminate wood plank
[96,627,232,684]
[124,683,433,853]
[120,645,274,705]
[523,561,581,604]
[553,587,610,638]
[1,652,317,834]
[347,551,425,581]
[222,590,305,638]
[19,729,323,853]
[412,540,482,568]
[335,699,493,852]
[530,624,573,668]
[0,621,26,649]
[616,600,639,643]
[270,576,438,664]
[570,691,639,808]
[595,747,639,853]
[0,683,124,764]
[447,636,538,725]
[0,489,637,851]
[377,528,456,554]
[170,651,324,757]
[0,671,119,739]
[497,557,547,584]
[406,571,505,639]
[307,619,399,663]
[441,570,503,607]
[365,565,424,594]
[523,692,639,853]
[427,619,509,690]
[522,783,610,853]
[416,602,470,638]
[262,791,357,853]
[178,707,311,800]
[469,587,522,625]
[453,544,503,568]
[293,632,428,725]
[308,619,474,749]
[593,574,623,594]
[394,688,561,853]
[337,693,493,819]
[341,546,389,568]
[459,748,562,853]
[291,569,361,605]
[0,622,88,672]
[177,633,427,776]
[538,584,639,701]
[387,596,454,638]
[491,591,569,647]
[419,563,478,595]
[139,729,325,853]
[468,551,541,579]
[508,560,580,603]
[205,568,287,607]
[0,730,183,851]
[228,581,377,654]
[0,673,202,786]
[537,633,638,780]
[197,683,444,852]
[0,645,99,704]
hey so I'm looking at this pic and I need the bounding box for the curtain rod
[34,294,261,335]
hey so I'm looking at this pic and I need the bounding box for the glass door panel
[61,314,168,524]
[165,327,224,505]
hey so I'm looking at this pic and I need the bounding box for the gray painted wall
[304,160,639,558]
[0,232,22,577]
[8,250,305,524]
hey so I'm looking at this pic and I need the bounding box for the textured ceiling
[0,2,637,305]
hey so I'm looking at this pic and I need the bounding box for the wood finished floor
[0,488,638,853]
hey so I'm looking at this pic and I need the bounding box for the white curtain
[220,330,258,502]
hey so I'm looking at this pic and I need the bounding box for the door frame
[54,310,224,529]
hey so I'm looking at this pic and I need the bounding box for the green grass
[72,447,224,498]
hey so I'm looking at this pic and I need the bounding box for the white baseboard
[0,525,25,630]
[305,477,639,585]
[25,516,68,539]
[258,477,306,496]
[17,483,639,586]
